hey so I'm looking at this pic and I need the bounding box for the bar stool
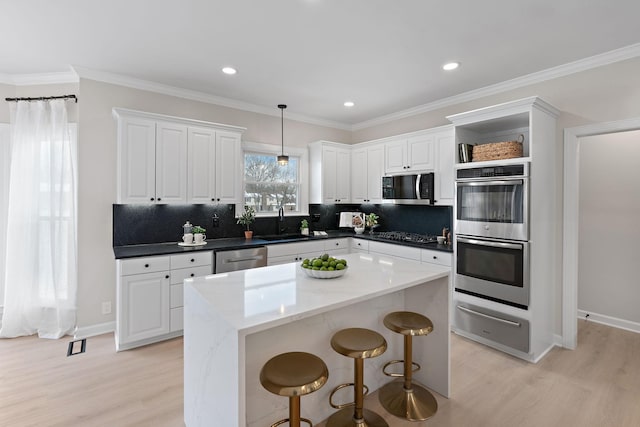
[260,351,329,427]
[327,328,389,427]
[378,311,437,421]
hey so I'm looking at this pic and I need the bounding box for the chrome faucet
[278,206,287,234]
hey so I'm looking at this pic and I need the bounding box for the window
[242,142,307,215]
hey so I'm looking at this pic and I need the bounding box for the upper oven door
[455,177,528,241]
[455,236,530,308]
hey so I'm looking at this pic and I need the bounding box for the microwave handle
[457,237,522,250]
[457,179,524,187]
[416,174,422,199]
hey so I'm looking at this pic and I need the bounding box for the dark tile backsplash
[309,203,451,236]
[113,203,452,246]
[113,204,316,246]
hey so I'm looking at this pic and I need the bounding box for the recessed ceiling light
[443,62,460,71]
[222,67,237,75]
[344,101,355,107]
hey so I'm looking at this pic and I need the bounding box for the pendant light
[277,104,289,166]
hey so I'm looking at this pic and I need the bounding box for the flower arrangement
[192,225,206,234]
[365,213,379,228]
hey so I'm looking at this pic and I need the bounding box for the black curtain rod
[5,94,77,103]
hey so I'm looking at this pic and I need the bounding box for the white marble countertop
[185,253,450,336]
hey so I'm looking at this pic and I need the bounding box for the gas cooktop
[369,231,439,245]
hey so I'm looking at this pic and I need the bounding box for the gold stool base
[326,407,389,427]
[378,379,438,421]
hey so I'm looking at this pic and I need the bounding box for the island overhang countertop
[185,253,450,336]
[184,253,451,427]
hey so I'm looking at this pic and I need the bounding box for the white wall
[0,125,9,310]
[578,130,640,324]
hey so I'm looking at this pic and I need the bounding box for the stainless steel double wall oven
[454,163,530,309]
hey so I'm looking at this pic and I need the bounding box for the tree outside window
[244,153,300,213]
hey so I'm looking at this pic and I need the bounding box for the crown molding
[10,71,78,86]
[351,42,640,131]
[72,66,353,131]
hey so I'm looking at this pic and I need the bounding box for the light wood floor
[1,321,639,427]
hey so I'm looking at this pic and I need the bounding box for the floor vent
[67,338,87,356]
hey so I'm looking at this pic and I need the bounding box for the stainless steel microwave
[382,173,435,205]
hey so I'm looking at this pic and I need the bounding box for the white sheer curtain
[0,100,78,339]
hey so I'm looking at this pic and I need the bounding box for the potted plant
[237,206,256,239]
[300,219,309,236]
[191,225,207,244]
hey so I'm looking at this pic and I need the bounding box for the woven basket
[472,139,523,162]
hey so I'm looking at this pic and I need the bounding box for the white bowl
[301,266,348,279]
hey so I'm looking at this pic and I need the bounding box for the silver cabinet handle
[456,305,521,327]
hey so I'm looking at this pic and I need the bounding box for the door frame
[562,117,640,349]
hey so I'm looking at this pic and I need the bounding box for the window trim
[241,141,309,217]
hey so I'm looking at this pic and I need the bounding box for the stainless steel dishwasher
[214,247,267,273]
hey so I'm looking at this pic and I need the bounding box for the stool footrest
[271,417,313,427]
[329,382,370,409]
[382,359,421,377]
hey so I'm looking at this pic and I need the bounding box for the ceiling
[2,0,640,128]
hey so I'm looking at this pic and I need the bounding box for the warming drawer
[454,302,529,353]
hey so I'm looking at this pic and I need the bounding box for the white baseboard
[577,309,640,334]
[74,321,115,339]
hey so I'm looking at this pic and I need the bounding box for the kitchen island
[183,253,451,427]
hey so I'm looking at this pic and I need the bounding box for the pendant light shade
[277,104,289,166]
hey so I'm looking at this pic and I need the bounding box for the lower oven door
[455,236,529,309]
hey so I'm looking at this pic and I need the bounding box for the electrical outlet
[311,213,321,222]
[212,214,219,228]
[101,301,112,315]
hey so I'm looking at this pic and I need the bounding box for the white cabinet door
[366,144,384,203]
[215,131,241,204]
[118,117,156,203]
[322,146,338,203]
[119,271,170,344]
[155,122,188,204]
[351,148,367,203]
[385,139,407,174]
[187,126,217,203]
[434,128,454,205]
[352,144,384,204]
[335,148,351,203]
[408,133,435,171]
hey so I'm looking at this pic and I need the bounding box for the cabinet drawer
[120,256,170,276]
[325,238,349,251]
[351,239,369,252]
[421,249,452,267]
[170,307,184,332]
[170,265,212,285]
[268,241,324,258]
[170,251,212,269]
[454,302,529,353]
[368,241,421,261]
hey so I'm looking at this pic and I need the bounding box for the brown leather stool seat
[326,328,389,427]
[378,311,438,421]
[260,351,329,427]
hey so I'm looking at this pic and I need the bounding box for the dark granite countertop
[113,230,453,259]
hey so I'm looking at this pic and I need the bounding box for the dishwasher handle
[222,255,265,263]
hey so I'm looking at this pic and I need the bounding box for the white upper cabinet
[309,141,351,204]
[351,143,384,203]
[187,128,241,204]
[433,126,455,205]
[156,122,188,204]
[114,108,245,204]
[385,132,435,174]
[117,117,157,203]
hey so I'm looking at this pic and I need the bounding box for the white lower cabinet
[368,240,422,261]
[267,239,350,266]
[116,251,212,350]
